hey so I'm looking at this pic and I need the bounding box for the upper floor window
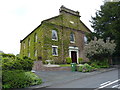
[70,32,75,43]
[23,42,25,49]
[84,36,88,44]
[34,33,37,42]
[52,46,58,56]
[52,30,58,41]
[28,38,30,46]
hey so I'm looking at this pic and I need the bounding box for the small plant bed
[59,64,71,67]
[77,63,97,73]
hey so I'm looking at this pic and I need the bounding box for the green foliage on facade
[20,6,91,64]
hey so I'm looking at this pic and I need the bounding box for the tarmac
[29,67,117,89]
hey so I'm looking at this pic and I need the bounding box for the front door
[71,51,77,63]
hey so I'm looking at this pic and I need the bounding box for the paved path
[29,68,117,89]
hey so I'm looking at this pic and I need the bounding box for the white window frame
[28,38,30,46]
[84,35,88,44]
[34,50,37,57]
[70,32,75,43]
[28,52,30,57]
[52,30,58,41]
[52,45,58,56]
[70,21,74,24]
[34,33,37,42]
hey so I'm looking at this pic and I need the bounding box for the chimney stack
[59,5,80,17]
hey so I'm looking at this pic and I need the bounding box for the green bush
[2,70,42,89]
[66,57,72,64]
[90,62,100,69]
[78,57,83,64]
[78,63,95,72]
[90,59,109,68]
[1,53,15,59]
[2,56,34,71]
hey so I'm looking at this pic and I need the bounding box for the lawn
[59,64,71,67]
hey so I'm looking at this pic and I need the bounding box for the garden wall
[32,61,71,71]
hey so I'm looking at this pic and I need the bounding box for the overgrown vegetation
[66,57,72,64]
[2,70,42,88]
[78,63,95,72]
[84,38,116,64]
[90,2,120,57]
[78,57,83,64]
[1,53,42,89]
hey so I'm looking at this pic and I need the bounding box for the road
[48,69,119,89]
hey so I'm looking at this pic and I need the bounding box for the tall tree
[90,2,120,56]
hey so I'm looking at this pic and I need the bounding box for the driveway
[29,68,117,88]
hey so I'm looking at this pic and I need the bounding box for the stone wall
[32,61,71,71]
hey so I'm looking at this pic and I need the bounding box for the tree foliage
[84,38,116,61]
[90,2,120,56]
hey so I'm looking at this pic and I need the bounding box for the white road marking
[100,81,111,86]
[112,84,120,88]
[98,79,120,88]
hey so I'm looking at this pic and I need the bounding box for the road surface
[48,69,119,89]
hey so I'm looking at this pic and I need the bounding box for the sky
[0,0,104,55]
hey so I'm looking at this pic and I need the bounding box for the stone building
[20,6,91,64]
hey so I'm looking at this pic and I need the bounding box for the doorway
[71,51,77,63]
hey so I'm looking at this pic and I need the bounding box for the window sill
[52,39,58,41]
[70,41,75,43]
[52,55,58,56]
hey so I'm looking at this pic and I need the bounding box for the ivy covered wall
[20,6,91,64]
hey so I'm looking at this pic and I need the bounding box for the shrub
[66,57,72,64]
[1,53,15,59]
[90,59,109,68]
[78,58,83,64]
[2,56,34,71]
[21,56,34,71]
[90,62,100,69]
[78,63,95,72]
[2,70,42,89]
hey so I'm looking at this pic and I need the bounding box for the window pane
[52,47,56,55]
[34,33,37,42]
[52,46,58,56]
[70,32,75,42]
[34,50,37,57]
[28,38,30,46]
[52,30,58,40]
[28,52,30,57]
[84,36,87,44]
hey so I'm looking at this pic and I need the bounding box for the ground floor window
[28,52,30,57]
[34,50,37,57]
[52,46,58,56]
